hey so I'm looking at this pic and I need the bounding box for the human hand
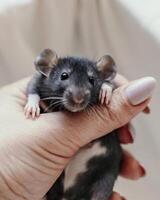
[0,76,156,200]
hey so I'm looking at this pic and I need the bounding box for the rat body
[25,49,122,200]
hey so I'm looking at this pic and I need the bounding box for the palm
[0,77,147,200]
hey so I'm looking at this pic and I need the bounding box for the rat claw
[25,107,32,119]
[24,105,30,118]
[101,89,106,105]
[104,90,108,104]
[24,102,40,119]
[100,83,113,105]
[99,90,102,101]
[36,106,40,117]
[105,89,112,105]
[32,107,36,119]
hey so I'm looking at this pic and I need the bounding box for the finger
[118,123,135,144]
[115,75,151,115]
[120,150,146,180]
[109,192,126,200]
[107,77,156,130]
[65,77,156,146]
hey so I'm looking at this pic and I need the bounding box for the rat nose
[73,94,85,104]
[67,88,90,104]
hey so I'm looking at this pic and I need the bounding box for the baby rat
[24,49,114,117]
[25,49,122,200]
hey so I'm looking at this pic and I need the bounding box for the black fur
[27,57,103,108]
[27,56,122,200]
[63,132,121,200]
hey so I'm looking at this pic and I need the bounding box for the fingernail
[128,133,134,144]
[139,165,146,177]
[143,106,151,114]
[125,77,156,105]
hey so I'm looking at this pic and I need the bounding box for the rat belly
[46,132,121,200]
[62,132,121,200]
[64,141,107,191]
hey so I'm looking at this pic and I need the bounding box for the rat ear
[34,49,58,77]
[96,55,117,80]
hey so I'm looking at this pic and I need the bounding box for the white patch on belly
[64,141,107,191]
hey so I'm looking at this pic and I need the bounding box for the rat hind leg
[90,173,116,200]
[62,173,116,200]
[63,161,118,200]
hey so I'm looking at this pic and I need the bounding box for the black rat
[25,49,122,200]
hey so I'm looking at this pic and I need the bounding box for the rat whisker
[52,103,63,110]
[88,107,94,116]
[41,96,63,101]
[44,102,60,112]
[88,103,97,116]
[44,100,55,112]
[44,99,66,112]
[50,100,66,111]
[86,107,90,117]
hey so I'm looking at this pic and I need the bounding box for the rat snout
[67,88,90,104]
[73,93,85,104]
[64,87,90,112]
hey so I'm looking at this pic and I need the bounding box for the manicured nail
[127,132,134,144]
[143,106,151,114]
[125,77,156,105]
[139,165,146,177]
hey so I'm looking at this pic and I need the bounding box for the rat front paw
[99,83,113,105]
[24,102,40,119]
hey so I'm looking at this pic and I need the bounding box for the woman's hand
[0,76,156,200]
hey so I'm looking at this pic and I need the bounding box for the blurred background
[0,0,159,199]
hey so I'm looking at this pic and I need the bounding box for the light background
[0,0,159,199]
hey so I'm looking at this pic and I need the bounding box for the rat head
[35,49,117,112]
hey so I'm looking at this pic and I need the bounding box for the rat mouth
[63,89,91,112]
[63,99,88,112]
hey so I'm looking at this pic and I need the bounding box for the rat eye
[61,72,69,80]
[88,76,95,85]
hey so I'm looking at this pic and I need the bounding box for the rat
[25,49,122,200]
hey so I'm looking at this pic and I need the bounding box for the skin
[0,75,149,200]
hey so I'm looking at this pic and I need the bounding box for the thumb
[109,76,156,128]
[69,77,156,145]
